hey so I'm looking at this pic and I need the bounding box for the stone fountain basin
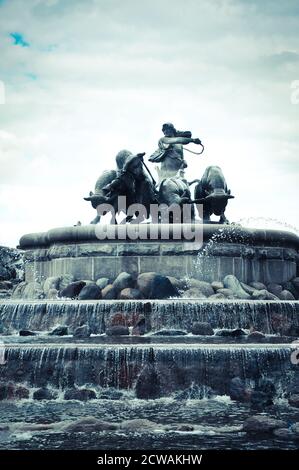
[18,224,299,284]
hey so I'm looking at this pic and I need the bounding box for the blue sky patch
[10,32,30,47]
[25,73,38,80]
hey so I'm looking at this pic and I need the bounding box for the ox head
[84,192,111,209]
[196,188,234,202]
[194,188,234,215]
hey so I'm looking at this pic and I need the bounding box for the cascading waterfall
[1,299,299,334]
[1,344,295,396]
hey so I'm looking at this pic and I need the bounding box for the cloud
[267,51,299,64]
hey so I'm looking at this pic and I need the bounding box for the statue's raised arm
[160,136,202,147]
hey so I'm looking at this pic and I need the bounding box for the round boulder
[211,281,224,291]
[106,325,129,336]
[243,415,286,433]
[182,288,206,299]
[19,329,36,336]
[216,328,246,337]
[49,325,68,336]
[136,272,156,297]
[33,388,58,401]
[278,290,296,301]
[120,419,160,431]
[96,277,110,289]
[59,281,86,299]
[240,282,256,295]
[119,288,143,300]
[208,293,226,300]
[217,288,234,297]
[223,275,250,299]
[64,388,97,401]
[15,386,30,399]
[247,331,265,342]
[151,329,187,336]
[137,272,179,299]
[191,322,214,336]
[113,272,134,291]
[282,281,298,299]
[102,284,118,300]
[249,282,267,290]
[78,283,102,300]
[73,324,91,338]
[64,417,119,432]
[267,283,283,296]
[251,289,278,301]
[186,279,214,297]
[167,276,188,290]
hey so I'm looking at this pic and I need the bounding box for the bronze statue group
[84,123,234,225]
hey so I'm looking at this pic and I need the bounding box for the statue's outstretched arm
[161,136,201,146]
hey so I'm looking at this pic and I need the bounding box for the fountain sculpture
[0,123,299,450]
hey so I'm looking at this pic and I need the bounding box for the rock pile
[0,246,24,299]
[9,269,299,302]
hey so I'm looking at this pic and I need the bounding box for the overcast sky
[0,0,298,247]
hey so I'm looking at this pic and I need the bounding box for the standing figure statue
[149,122,204,181]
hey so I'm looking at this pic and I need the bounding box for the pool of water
[0,396,298,450]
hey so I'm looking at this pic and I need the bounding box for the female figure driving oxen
[149,122,203,181]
